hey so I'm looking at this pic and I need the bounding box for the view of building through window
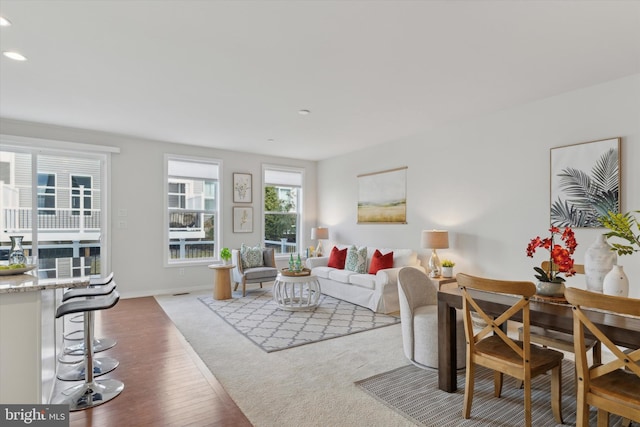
[166,156,219,264]
[1,149,104,278]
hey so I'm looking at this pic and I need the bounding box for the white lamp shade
[311,227,329,240]
[421,230,449,249]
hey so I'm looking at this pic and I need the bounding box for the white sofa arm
[375,265,426,290]
[306,256,329,269]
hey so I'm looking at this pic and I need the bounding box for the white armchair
[231,247,278,297]
[398,267,466,369]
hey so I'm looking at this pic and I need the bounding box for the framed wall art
[550,137,620,228]
[357,166,407,224]
[233,173,252,203]
[233,206,253,233]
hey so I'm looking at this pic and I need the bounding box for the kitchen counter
[0,270,89,403]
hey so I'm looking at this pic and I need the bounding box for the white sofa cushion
[312,266,334,279]
[349,273,376,290]
[328,269,356,283]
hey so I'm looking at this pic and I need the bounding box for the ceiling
[0,1,639,161]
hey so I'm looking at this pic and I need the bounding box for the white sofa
[305,245,425,314]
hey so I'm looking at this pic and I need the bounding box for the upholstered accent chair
[397,267,466,369]
[231,247,278,297]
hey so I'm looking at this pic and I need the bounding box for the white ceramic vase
[602,265,629,297]
[584,234,617,293]
[442,267,453,278]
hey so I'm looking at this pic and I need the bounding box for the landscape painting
[550,137,620,228]
[357,167,407,224]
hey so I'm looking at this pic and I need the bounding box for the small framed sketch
[233,173,252,203]
[233,207,253,233]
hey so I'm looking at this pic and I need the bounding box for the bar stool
[61,280,118,357]
[64,273,115,341]
[65,272,115,340]
[51,290,124,410]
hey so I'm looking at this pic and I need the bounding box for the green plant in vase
[220,247,232,264]
[599,210,640,256]
[441,259,455,278]
[598,210,638,296]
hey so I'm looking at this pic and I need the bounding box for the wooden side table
[208,264,235,300]
[430,276,457,290]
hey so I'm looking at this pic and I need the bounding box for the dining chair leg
[493,371,503,397]
[462,361,474,419]
[621,418,631,427]
[597,409,609,427]
[523,377,532,427]
[551,365,563,424]
[576,377,589,427]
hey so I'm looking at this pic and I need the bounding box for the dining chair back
[520,262,601,370]
[564,287,640,427]
[457,273,564,427]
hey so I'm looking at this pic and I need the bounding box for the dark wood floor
[52,297,252,427]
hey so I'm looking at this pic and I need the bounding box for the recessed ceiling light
[3,51,27,61]
[267,139,275,142]
[298,109,311,115]
[0,16,11,27]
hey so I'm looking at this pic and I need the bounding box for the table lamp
[311,227,329,256]
[422,230,449,278]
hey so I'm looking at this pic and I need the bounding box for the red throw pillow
[369,249,394,274]
[327,246,348,269]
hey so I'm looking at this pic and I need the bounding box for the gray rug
[355,360,625,426]
[198,289,400,352]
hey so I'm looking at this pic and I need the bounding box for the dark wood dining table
[437,286,640,392]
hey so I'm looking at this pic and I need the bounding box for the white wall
[0,119,318,298]
[317,74,640,298]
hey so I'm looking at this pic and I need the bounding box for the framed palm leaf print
[550,138,620,228]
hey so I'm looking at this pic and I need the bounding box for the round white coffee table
[273,273,321,311]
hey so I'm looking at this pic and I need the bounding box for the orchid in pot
[526,226,578,296]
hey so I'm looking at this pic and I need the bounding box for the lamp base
[428,249,441,278]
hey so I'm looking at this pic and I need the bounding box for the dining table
[437,286,640,393]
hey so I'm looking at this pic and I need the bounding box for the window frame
[70,174,93,216]
[262,164,304,257]
[37,172,57,215]
[164,154,222,267]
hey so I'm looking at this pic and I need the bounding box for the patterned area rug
[198,289,399,352]
[355,360,625,426]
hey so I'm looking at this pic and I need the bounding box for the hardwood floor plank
[53,296,252,427]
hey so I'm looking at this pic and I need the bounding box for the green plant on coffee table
[220,247,232,262]
[599,210,640,256]
[441,259,455,268]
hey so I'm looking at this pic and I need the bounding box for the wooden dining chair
[457,273,564,427]
[564,287,640,427]
[515,262,600,390]
[520,262,601,363]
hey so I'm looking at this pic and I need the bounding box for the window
[71,175,92,216]
[166,156,220,265]
[1,139,111,279]
[263,166,303,255]
[37,173,56,215]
